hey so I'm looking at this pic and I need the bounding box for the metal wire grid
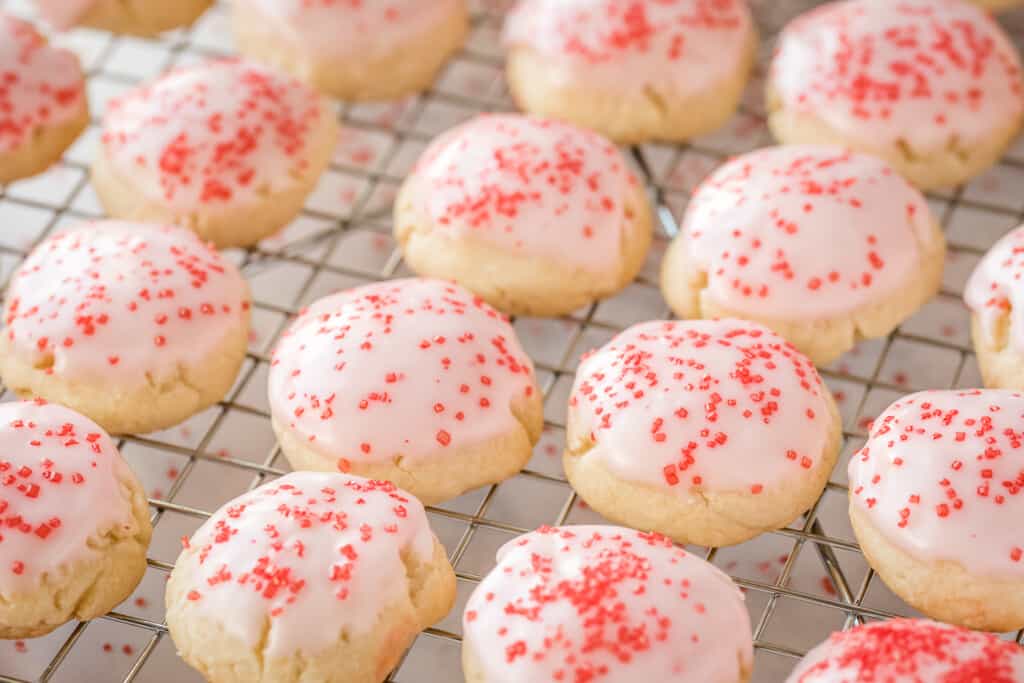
[1,0,1024,680]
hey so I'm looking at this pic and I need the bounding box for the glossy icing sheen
[32,0,96,30]
[849,389,1024,578]
[771,0,1024,151]
[680,145,934,319]
[407,114,638,274]
[268,278,537,468]
[787,618,1024,683]
[0,400,138,593]
[503,0,753,95]
[568,319,833,493]
[463,525,753,682]
[3,221,250,384]
[0,13,85,154]
[175,472,435,657]
[101,59,325,209]
[965,224,1024,353]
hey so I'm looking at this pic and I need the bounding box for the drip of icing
[849,389,1024,578]
[463,525,753,682]
[268,278,537,468]
[31,1,96,30]
[175,472,435,657]
[3,221,251,384]
[771,0,1024,151]
[965,224,1024,352]
[680,145,934,319]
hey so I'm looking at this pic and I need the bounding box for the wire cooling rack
[3,0,1024,680]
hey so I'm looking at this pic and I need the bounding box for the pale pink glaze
[101,59,325,209]
[771,0,1024,152]
[0,13,86,154]
[849,389,1024,578]
[3,221,250,385]
[568,319,834,494]
[267,278,537,468]
[503,0,753,96]
[32,0,96,30]
[171,472,436,657]
[0,400,140,593]
[679,145,935,319]
[406,114,639,275]
[965,225,1024,353]
[787,618,1024,683]
[463,525,753,682]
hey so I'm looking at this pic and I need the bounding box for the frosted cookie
[463,525,753,682]
[166,472,455,683]
[394,114,653,317]
[0,14,88,184]
[502,0,757,144]
[565,319,842,548]
[93,59,338,248]
[268,278,543,505]
[0,400,151,639]
[232,0,468,101]
[973,0,1024,10]
[767,0,1024,190]
[849,389,1024,631]
[33,0,212,36]
[0,221,251,435]
[661,146,945,366]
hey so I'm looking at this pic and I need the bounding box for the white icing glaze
[771,0,1024,151]
[965,224,1024,353]
[849,389,1024,579]
[268,278,537,469]
[679,145,935,319]
[0,400,139,593]
[463,524,753,682]
[31,0,96,30]
[787,618,1024,683]
[503,0,754,96]
[406,114,639,275]
[173,471,435,657]
[568,318,834,494]
[101,59,326,209]
[0,13,86,154]
[3,221,250,385]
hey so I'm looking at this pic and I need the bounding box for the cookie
[268,278,543,505]
[660,145,945,366]
[33,0,212,36]
[232,0,468,101]
[166,472,455,683]
[503,0,757,144]
[767,0,1024,190]
[787,618,1024,682]
[462,525,753,682]
[849,389,1024,632]
[0,400,151,639]
[564,319,842,548]
[394,114,653,317]
[973,0,1024,9]
[0,221,251,435]
[92,59,338,248]
[0,13,88,184]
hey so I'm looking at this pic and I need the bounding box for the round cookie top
[3,221,250,385]
[679,145,935,319]
[463,524,752,682]
[32,0,96,30]
[405,114,639,275]
[0,13,86,154]
[504,0,753,96]
[175,471,435,657]
[965,224,1024,353]
[849,389,1024,578]
[771,0,1024,152]
[0,400,139,593]
[100,58,326,209]
[268,278,537,468]
[568,319,834,494]
[787,618,1024,682]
